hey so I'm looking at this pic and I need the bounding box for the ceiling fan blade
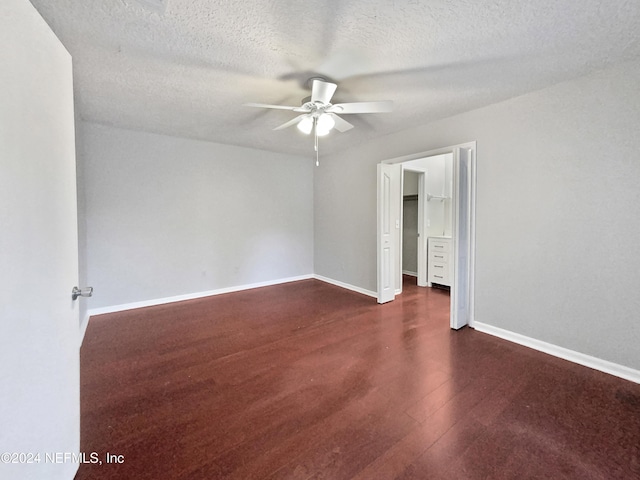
[343,55,513,84]
[273,114,308,131]
[329,113,354,133]
[328,101,393,114]
[243,102,300,111]
[315,48,373,82]
[311,79,337,104]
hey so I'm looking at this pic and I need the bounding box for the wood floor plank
[75,276,640,480]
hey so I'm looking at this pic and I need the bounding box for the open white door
[0,1,81,479]
[377,163,401,303]
[451,147,473,329]
[416,172,428,287]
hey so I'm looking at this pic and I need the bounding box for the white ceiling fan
[244,78,392,153]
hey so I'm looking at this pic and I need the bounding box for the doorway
[402,171,420,282]
[376,142,476,330]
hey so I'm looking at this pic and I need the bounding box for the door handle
[72,286,93,301]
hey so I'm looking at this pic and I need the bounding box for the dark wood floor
[75,276,640,479]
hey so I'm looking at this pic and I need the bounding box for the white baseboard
[474,322,640,385]
[86,274,314,318]
[79,312,90,347]
[313,275,377,299]
[402,270,418,277]
[81,274,376,345]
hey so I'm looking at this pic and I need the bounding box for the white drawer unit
[429,250,449,264]
[428,236,452,287]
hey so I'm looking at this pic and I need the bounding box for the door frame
[377,142,477,328]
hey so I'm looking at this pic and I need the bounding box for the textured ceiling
[29,0,640,157]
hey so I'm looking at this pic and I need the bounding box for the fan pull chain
[314,120,319,167]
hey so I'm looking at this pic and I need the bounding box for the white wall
[403,170,419,195]
[404,153,453,238]
[79,122,314,309]
[314,58,640,371]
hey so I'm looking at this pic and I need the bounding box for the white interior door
[377,163,400,303]
[451,147,472,329]
[417,172,428,286]
[0,1,80,479]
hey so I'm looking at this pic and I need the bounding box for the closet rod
[427,194,450,201]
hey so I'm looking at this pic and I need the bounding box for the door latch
[72,286,93,301]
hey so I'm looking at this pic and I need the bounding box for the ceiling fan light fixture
[245,79,391,161]
[316,113,335,135]
[297,116,313,135]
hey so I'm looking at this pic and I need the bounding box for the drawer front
[429,239,450,253]
[429,262,450,286]
[429,251,449,264]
